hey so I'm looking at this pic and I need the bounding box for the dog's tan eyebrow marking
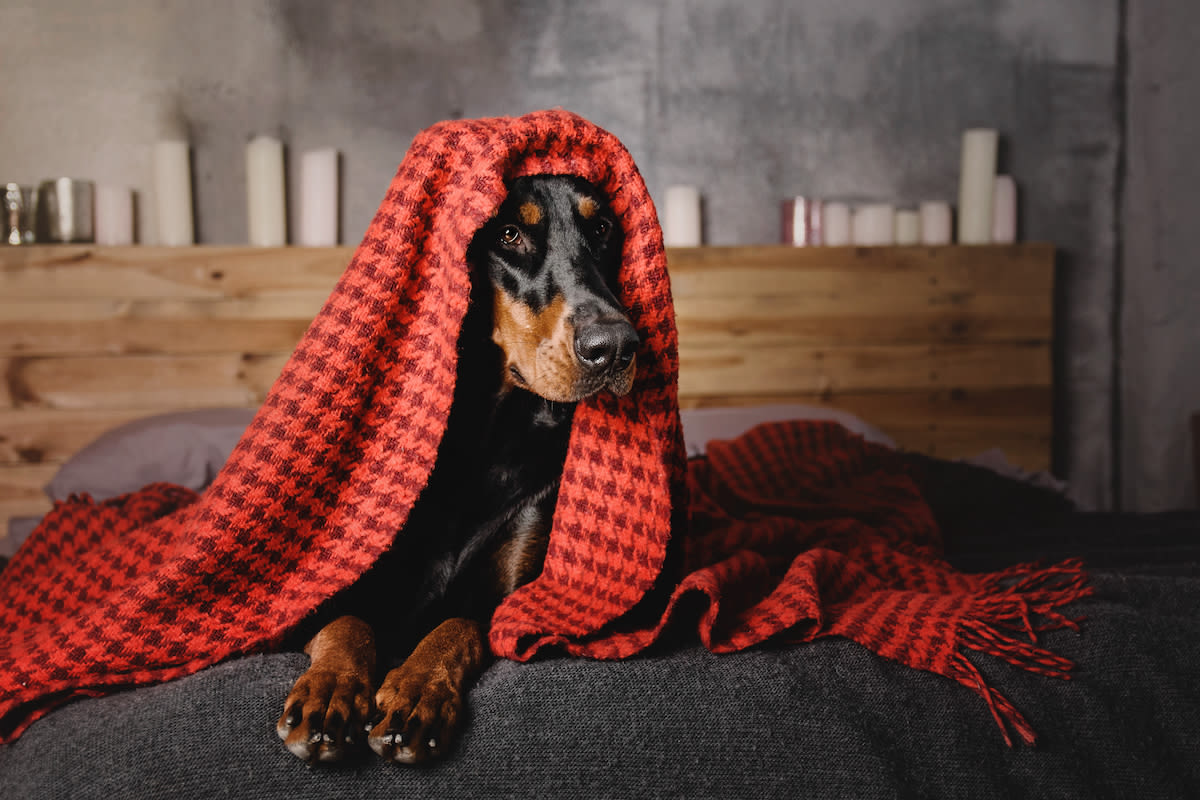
[577,197,598,219]
[519,202,542,225]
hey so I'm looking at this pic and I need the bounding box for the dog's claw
[368,670,462,764]
[277,669,373,764]
[283,701,303,729]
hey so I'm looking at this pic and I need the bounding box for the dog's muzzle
[574,318,639,396]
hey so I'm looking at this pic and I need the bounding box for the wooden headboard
[0,243,1054,530]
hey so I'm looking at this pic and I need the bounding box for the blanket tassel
[951,558,1093,747]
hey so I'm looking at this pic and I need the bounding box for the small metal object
[36,177,95,243]
[4,183,37,245]
[781,196,823,246]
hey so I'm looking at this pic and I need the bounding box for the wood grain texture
[0,244,1055,537]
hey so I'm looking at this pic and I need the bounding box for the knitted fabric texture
[0,110,684,742]
[0,111,1088,747]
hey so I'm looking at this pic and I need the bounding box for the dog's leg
[367,616,487,764]
[277,615,376,763]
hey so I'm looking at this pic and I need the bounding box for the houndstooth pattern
[495,418,1090,746]
[668,421,1089,746]
[0,111,1087,748]
[0,110,686,742]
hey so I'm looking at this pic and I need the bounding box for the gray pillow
[44,408,257,502]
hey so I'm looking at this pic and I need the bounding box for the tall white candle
[246,134,287,247]
[852,203,895,246]
[298,148,339,246]
[823,202,851,246]
[153,140,193,246]
[919,201,953,245]
[663,185,702,247]
[957,128,998,244]
[95,185,134,245]
[894,209,920,245]
[992,175,1018,244]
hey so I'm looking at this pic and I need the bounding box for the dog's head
[470,174,638,403]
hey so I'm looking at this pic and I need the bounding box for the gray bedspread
[2,567,1197,800]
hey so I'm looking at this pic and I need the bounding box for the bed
[1,243,1198,799]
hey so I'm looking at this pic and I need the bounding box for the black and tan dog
[276,175,638,765]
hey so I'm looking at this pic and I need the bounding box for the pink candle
[992,175,1017,243]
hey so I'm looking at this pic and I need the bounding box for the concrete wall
[1,0,1149,509]
[1122,0,1200,510]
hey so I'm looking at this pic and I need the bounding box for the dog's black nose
[575,320,639,371]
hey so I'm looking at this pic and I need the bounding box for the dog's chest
[379,389,575,619]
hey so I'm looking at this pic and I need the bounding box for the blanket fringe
[949,651,1036,747]
[950,558,1093,746]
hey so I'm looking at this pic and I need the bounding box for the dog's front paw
[367,662,465,764]
[277,668,373,764]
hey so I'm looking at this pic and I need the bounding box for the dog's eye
[500,225,522,246]
[595,219,612,240]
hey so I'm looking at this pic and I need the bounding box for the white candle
[95,185,134,245]
[153,140,193,246]
[246,134,287,247]
[852,203,895,246]
[663,185,702,247]
[992,175,1018,244]
[298,148,339,246]
[920,201,953,245]
[957,128,998,244]
[894,209,921,245]
[823,202,851,246]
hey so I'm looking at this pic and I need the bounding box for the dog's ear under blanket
[0,110,687,742]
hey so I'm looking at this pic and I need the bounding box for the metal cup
[36,178,95,243]
[4,183,38,245]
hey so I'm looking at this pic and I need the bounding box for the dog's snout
[574,319,639,371]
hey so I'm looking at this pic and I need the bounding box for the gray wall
[3,0,1188,511]
[1122,1,1200,511]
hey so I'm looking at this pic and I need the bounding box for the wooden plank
[0,295,330,323]
[2,343,1054,412]
[0,302,1049,357]
[678,341,1051,397]
[0,318,315,358]
[0,408,168,467]
[1,244,1055,300]
[666,243,1056,293]
[675,303,1050,347]
[7,353,290,410]
[677,386,1051,425]
[0,463,57,523]
[3,387,1050,470]
[666,243,1053,348]
[0,245,353,299]
[673,290,1052,322]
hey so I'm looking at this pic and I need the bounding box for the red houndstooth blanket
[0,110,1087,747]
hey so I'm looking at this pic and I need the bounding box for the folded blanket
[0,110,1087,748]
